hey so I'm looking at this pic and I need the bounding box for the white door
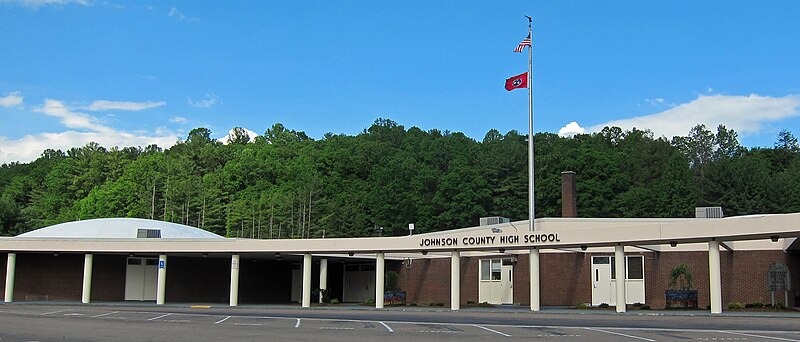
[142,259,157,300]
[290,267,302,303]
[125,258,158,301]
[591,256,613,306]
[501,263,513,304]
[342,264,375,303]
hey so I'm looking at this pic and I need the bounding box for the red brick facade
[398,250,800,308]
[4,250,799,308]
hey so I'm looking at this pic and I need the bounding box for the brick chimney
[561,171,577,218]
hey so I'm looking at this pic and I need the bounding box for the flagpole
[526,16,535,232]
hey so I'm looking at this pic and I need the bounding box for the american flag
[513,36,531,53]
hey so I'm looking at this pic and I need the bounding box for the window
[137,229,161,238]
[127,258,142,265]
[609,256,644,280]
[481,259,503,281]
[491,260,501,280]
[627,256,644,280]
[481,260,491,280]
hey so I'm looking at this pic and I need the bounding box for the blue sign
[159,260,165,269]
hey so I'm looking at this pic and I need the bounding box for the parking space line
[214,316,230,325]
[584,327,656,341]
[379,321,393,333]
[91,311,119,318]
[723,331,800,342]
[40,309,68,316]
[234,323,262,326]
[148,313,172,321]
[294,318,300,328]
[474,325,511,337]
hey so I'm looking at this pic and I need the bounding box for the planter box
[384,290,406,305]
[665,290,698,309]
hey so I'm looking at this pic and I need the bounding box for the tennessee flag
[505,72,528,91]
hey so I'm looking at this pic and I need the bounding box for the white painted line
[91,311,119,318]
[379,321,393,333]
[163,320,191,323]
[320,327,354,330]
[294,318,300,328]
[234,323,262,326]
[474,324,511,337]
[63,313,83,316]
[105,317,126,320]
[584,327,656,342]
[40,309,68,316]
[723,331,800,342]
[214,316,231,325]
[148,313,172,321]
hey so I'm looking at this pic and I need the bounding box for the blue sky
[1,0,798,163]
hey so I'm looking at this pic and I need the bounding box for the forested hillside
[1,119,798,238]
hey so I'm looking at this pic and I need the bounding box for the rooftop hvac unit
[480,216,510,226]
[695,207,724,218]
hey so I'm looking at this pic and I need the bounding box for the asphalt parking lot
[1,304,800,341]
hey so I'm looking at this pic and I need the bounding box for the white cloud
[170,116,187,124]
[168,7,198,22]
[187,93,219,108]
[0,0,89,8]
[83,100,165,111]
[219,127,259,144]
[0,91,24,107]
[35,99,112,133]
[644,98,665,106]
[588,94,800,139]
[0,98,181,163]
[0,130,179,164]
[558,121,586,137]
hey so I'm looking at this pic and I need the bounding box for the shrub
[775,303,785,310]
[745,302,764,308]
[640,305,651,310]
[385,271,400,291]
[466,300,476,305]
[577,303,589,309]
[330,298,339,304]
[365,298,375,305]
[668,264,694,291]
[632,302,643,308]
[727,302,744,310]
[599,303,610,308]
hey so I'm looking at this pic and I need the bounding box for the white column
[302,253,312,308]
[709,240,722,314]
[4,253,16,303]
[451,250,460,311]
[375,252,385,309]
[156,254,167,305]
[319,258,328,304]
[229,254,240,307]
[614,245,626,313]
[82,253,93,304]
[529,249,540,311]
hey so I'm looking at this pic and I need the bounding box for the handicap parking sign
[159,260,165,269]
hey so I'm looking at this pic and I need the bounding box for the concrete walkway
[6,301,800,318]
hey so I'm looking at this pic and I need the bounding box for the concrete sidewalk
[7,300,800,318]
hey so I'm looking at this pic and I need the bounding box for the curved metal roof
[16,218,224,239]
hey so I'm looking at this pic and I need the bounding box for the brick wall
[15,253,83,301]
[90,254,126,301]
[166,256,230,303]
[400,250,800,308]
[0,252,6,301]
